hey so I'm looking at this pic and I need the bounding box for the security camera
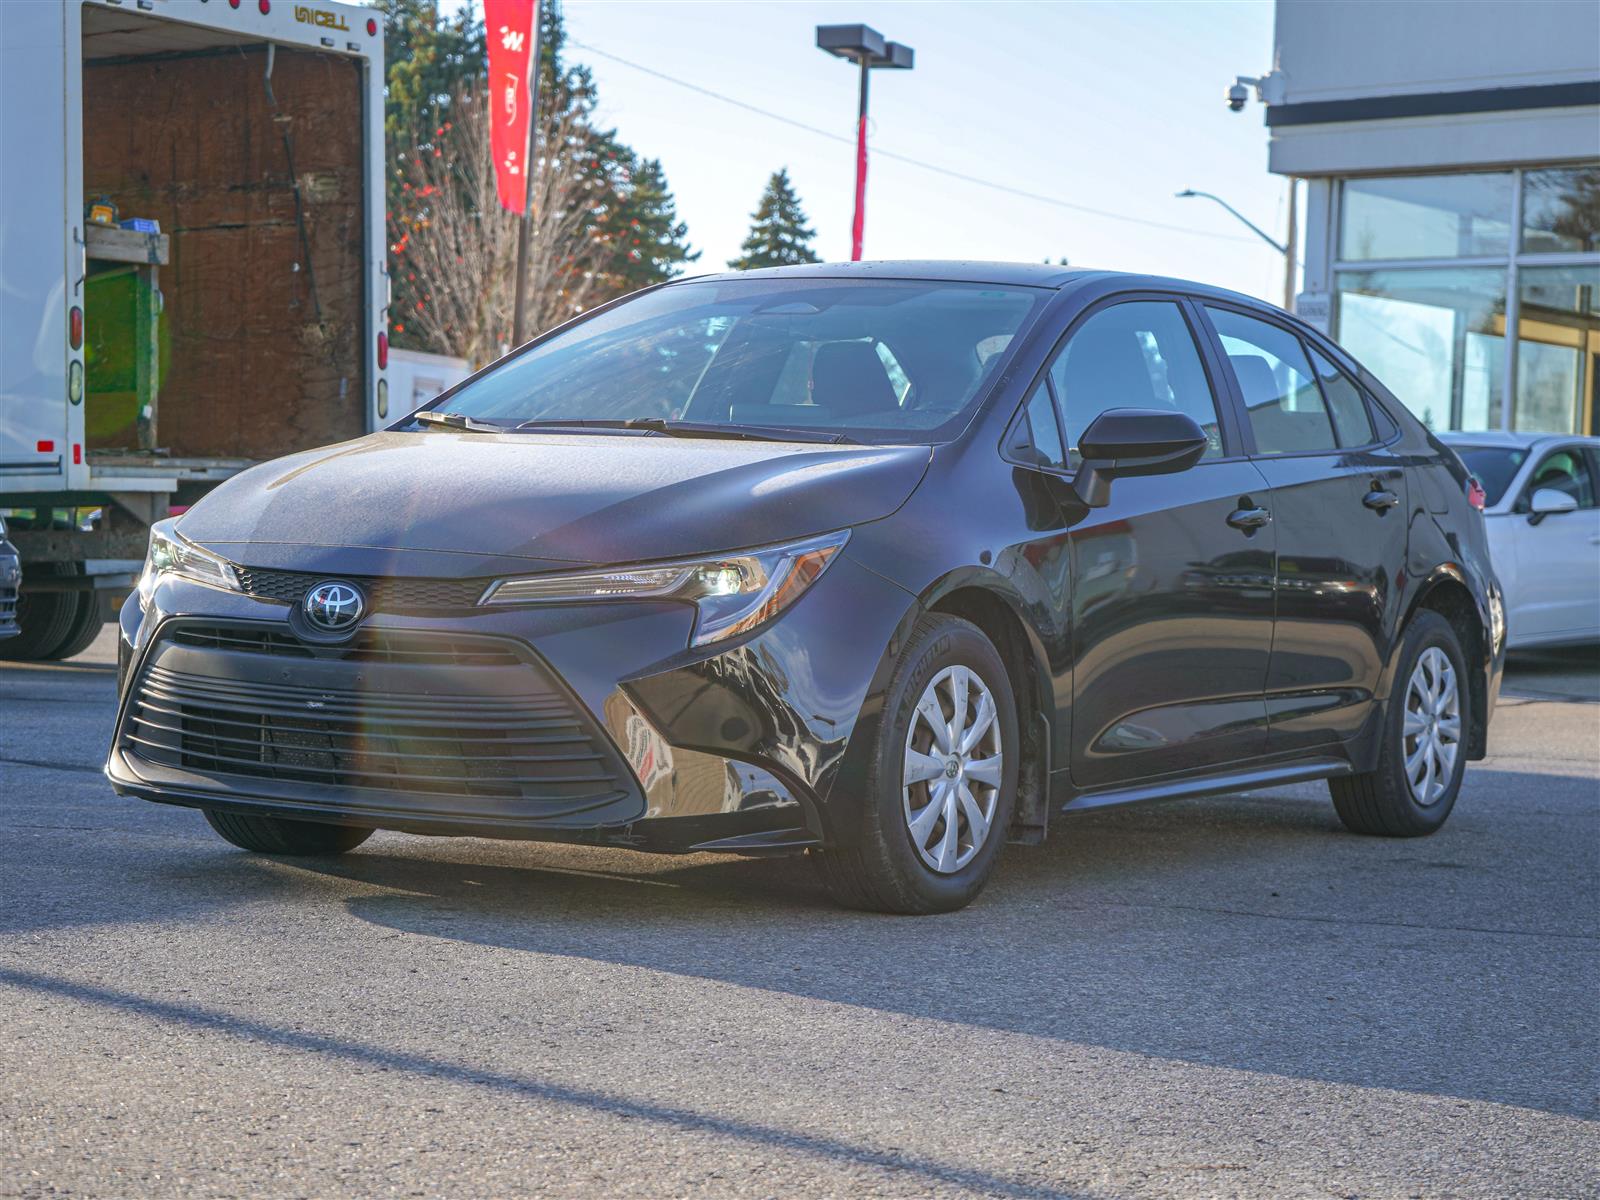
[1226,82,1249,112]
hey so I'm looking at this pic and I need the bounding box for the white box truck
[0,0,389,658]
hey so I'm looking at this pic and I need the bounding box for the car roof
[679,261,1280,307]
[1438,431,1599,450]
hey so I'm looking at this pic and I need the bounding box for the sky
[457,0,1291,302]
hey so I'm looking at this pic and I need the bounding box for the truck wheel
[813,614,1019,914]
[203,809,374,856]
[43,591,105,660]
[1329,610,1468,837]
[0,565,83,661]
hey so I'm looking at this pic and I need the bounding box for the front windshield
[1454,445,1528,506]
[427,278,1046,444]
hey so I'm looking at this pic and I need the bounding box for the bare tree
[389,84,613,368]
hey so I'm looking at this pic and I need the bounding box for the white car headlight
[479,530,849,647]
[138,517,240,610]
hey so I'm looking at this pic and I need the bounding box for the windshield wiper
[512,418,667,435]
[412,410,504,433]
[623,419,859,445]
[511,417,858,444]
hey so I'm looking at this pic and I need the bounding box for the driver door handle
[1227,506,1271,530]
[1363,488,1400,511]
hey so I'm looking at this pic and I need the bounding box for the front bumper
[108,553,912,853]
[0,540,19,638]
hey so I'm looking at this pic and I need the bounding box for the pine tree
[729,169,820,270]
[378,0,485,146]
[596,156,700,292]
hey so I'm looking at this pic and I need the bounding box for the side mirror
[1528,487,1579,525]
[1073,408,1209,508]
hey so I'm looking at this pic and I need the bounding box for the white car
[1442,432,1600,649]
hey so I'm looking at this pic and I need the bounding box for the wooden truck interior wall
[82,43,366,458]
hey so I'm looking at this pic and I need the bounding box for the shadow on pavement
[0,964,1081,1200]
[7,764,1592,1120]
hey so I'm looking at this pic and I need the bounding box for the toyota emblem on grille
[303,581,364,632]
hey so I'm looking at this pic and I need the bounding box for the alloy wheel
[1403,646,1460,806]
[902,665,1004,873]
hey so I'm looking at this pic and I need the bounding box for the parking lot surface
[2,630,1596,1198]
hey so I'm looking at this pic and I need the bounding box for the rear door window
[1048,301,1224,467]
[1208,307,1339,455]
[1310,349,1377,447]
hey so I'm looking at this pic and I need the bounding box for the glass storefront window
[1334,268,1506,431]
[1522,167,1600,254]
[1514,264,1600,433]
[1340,173,1514,261]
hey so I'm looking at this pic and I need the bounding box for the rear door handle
[1363,488,1400,511]
[1227,506,1271,530]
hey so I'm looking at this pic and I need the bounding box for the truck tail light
[37,440,54,453]
[258,0,270,12]
[377,331,389,370]
[1467,478,1487,511]
[366,17,377,35]
[69,306,82,350]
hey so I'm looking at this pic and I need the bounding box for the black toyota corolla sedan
[108,262,1505,913]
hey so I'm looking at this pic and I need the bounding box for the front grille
[0,585,16,628]
[233,567,488,613]
[166,623,522,667]
[120,623,633,815]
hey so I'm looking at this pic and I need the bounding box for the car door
[1047,297,1276,790]
[1506,445,1600,641]
[1203,305,1409,754]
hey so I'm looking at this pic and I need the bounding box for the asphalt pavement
[2,627,1596,1198]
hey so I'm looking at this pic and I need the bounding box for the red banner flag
[485,0,536,214]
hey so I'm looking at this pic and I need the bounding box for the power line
[569,39,1263,247]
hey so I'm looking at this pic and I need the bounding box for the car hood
[178,431,931,576]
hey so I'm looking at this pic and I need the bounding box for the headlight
[479,530,849,647]
[0,512,8,539]
[138,517,240,610]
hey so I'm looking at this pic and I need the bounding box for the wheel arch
[922,576,1057,844]
[1402,566,1490,760]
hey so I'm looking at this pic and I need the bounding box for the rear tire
[203,809,373,855]
[0,565,83,661]
[813,614,1019,914]
[1330,610,1467,837]
[45,591,106,660]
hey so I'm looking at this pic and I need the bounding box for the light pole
[1176,186,1299,310]
[816,24,913,261]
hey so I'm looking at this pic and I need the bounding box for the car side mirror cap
[1073,408,1209,508]
[1528,487,1579,524]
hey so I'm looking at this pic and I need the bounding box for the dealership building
[1265,0,1599,436]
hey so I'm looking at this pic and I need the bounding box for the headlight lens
[479,530,849,647]
[138,517,240,610]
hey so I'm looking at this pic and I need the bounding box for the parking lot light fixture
[816,23,914,261]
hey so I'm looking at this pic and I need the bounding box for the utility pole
[817,25,913,261]
[1176,188,1300,310]
[511,0,544,346]
[1282,177,1298,311]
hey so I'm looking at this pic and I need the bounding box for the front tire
[1330,610,1468,836]
[814,614,1019,914]
[203,809,373,855]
